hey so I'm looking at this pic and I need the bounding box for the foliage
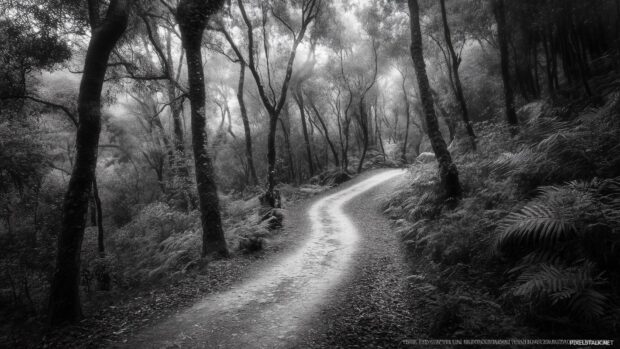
[1,0,620,341]
[491,96,620,193]
[496,177,620,325]
[386,90,620,338]
[106,203,200,285]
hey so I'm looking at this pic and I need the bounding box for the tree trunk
[430,89,455,142]
[294,86,314,177]
[356,100,369,174]
[177,0,228,258]
[152,113,172,193]
[266,113,279,204]
[310,101,339,167]
[542,27,555,96]
[278,116,296,185]
[48,0,129,325]
[163,24,192,207]
[401,76,411,163]
[493,0,519,127]
[342,98,353,174]
[408,0,462,199]
[237,63,258,185]
[92,177,110,291]
[92,178,104,257]
[439,0,476,149]
[374,101,387,161]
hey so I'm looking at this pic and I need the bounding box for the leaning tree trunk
[237,62,259,185]
[401,76,411,163]
[177,0,228,258]
[310,101,339,167]
[493,0,518,127]
[408,0,462,199]
[439,0,476,150]
[48,0,129,325]
[294,86,314,178]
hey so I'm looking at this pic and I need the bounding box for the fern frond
[568,288,609,320]
[535,130,588,154]
[491,148,543,178]
[550,289,575,304]
[497,203,575,250]
[509,250,565,275]
[514,263,610,320]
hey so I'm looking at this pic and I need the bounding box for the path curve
[121,169,405,348]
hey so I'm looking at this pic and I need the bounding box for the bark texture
[48,0,129,325]
[177,0,228,257]
[408,0,462,199]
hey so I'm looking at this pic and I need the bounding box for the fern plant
[513,263,609,320]
[496,177,620,324]
[492,106,620,191]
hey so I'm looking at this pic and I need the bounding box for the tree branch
[2,95,78,127]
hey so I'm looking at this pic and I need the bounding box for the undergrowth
[100,193,279,288]
[385,93,620,339]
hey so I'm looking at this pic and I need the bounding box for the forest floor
[110,168,416,348]
[32,168,421,349]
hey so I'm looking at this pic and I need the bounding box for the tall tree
[309,98,339,167]
[49,0,131,325]
[356,39,379,174]
[395,64,412,163]
[407,0,462,199]
[294,86,315,177]
[176,0,228,257]
[236,62,259,185]
[123,5,194,208]
[338,51,355,173]
[438,0,476,149]
[217,0,321,207]
[492,0,518,127]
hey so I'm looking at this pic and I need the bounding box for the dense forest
[1,0,619,347]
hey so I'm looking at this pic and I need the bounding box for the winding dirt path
[120,169,407,348]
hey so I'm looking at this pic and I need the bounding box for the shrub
[107,203,200,285]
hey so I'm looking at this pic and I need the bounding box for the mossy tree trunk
[177,0,229,258]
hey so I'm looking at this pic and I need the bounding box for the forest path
[119,169,408,349]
